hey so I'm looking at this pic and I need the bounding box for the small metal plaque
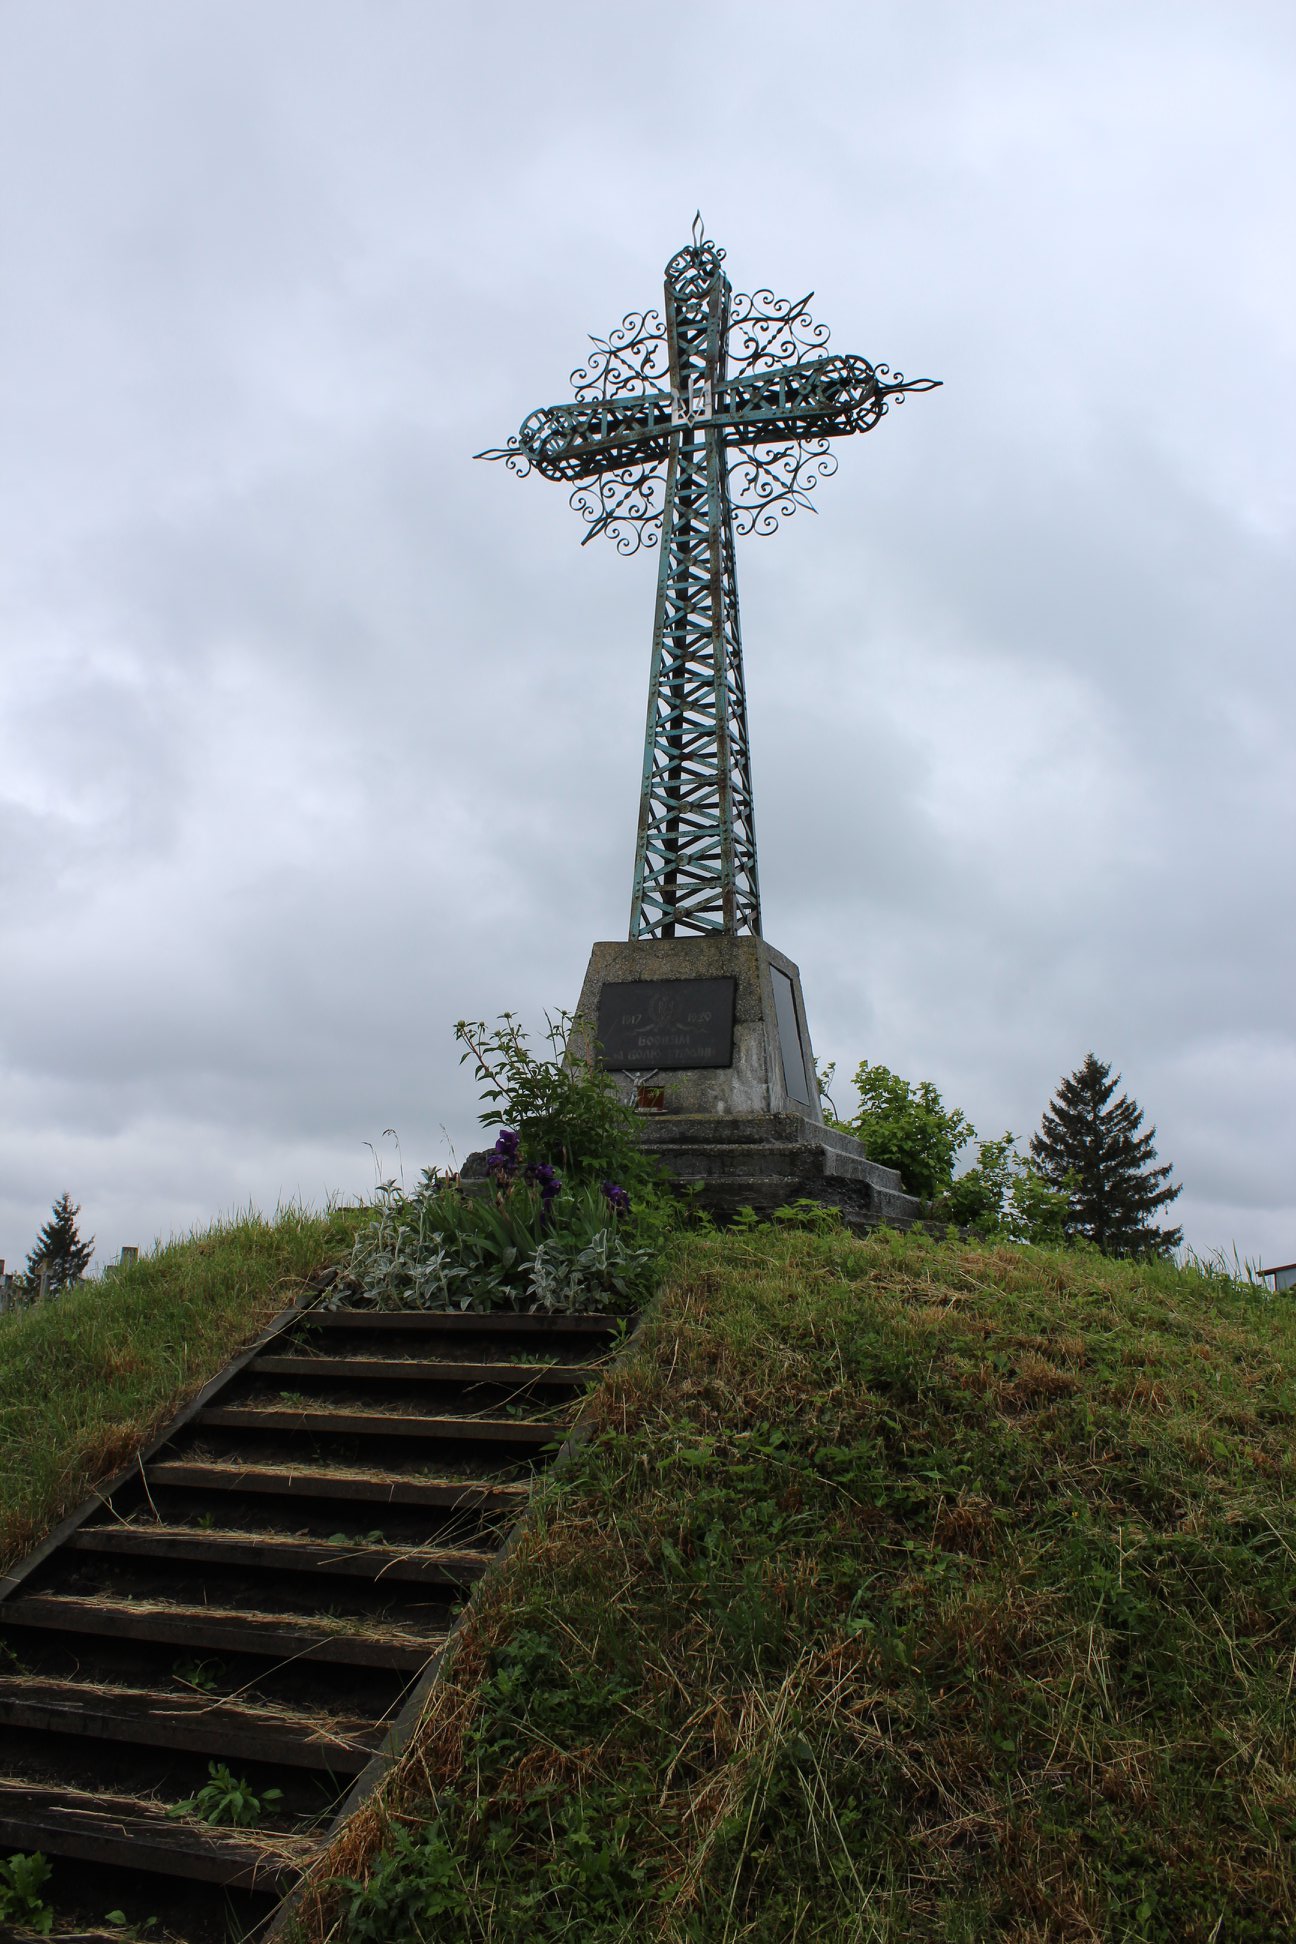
[596,977,736,1071]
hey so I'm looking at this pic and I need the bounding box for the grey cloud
[1,0,1292,1273]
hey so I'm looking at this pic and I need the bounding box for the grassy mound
[307,1225,1296,1943]
[0,1205,363,1571]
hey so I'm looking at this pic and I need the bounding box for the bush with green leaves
[329,1008,689,1320]
[455,1012,658,1191]
[0,1851,53,1934]
[831,1059,974,1200]
[935,1132,1071,1244]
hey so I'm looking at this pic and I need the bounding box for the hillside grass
[0,1204,364,1572]
[301,1224,1296,1944]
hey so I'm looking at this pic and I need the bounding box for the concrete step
[674,1172,918,1229]
[648,1140,890,1188]
[638,1113,908,1188]
[634,1115,921,1229]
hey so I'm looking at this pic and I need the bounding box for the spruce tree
[23,1192,94,1293]
[1030,1054,1182,1258]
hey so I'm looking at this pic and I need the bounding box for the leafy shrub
[832,1059,973,1199]
[831,1059,1071,1241]
[455,1012,658,1191]
[936,1132,1071,1244]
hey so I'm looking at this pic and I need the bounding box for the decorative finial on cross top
[478,222,939,941]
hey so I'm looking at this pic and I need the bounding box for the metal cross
[480,219,939,940]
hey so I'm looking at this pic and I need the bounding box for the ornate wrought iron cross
[480,219,938,940]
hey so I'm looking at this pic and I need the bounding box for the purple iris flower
[525,1160,562,1224]
[487,1129,522,1182]
[601,1180,632,1217]
[526,1161,561,1201]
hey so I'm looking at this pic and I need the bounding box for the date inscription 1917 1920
[595,978,736,1071]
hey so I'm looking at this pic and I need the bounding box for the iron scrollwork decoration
[478,217,940,940]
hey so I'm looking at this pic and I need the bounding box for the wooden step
[305,1310,618,1335]
[0,1673,380,1771]
[250,1352,600,1385]
[0,1777,316,1889]
[196,1403,569,1445]
[44,1932,145,1943]
[45,1933,135,1943]
[143,1459,531,1512]
[66,1524,495,1585]
[0,1591,444,1671]
[44,1935,126,1943]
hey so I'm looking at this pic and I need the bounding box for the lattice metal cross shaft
[480,220,938,940]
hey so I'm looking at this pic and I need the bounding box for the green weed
[104,1909,159,1938]
[0,1851,53,1934]
[455,1010,659,1192]
[172,1658,223,1694]
[169,1761,283,1829]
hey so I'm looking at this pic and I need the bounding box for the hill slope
[0,1205,361,1573]
[306,1225,1296,1944]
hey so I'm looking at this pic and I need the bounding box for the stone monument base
[632,1110,920,1230]
[568,935,920,1231]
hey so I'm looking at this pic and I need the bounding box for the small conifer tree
[1030,1055,1182,1257]
[23,1191,95,1293]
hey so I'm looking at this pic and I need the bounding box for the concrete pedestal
[568,935,820,1120]
[566,936,921,1232]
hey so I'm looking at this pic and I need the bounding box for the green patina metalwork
[480,219,938,941]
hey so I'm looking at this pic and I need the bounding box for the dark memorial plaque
[771,965,811,1105]
[596,978,736,1071]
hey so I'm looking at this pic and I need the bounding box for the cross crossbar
[518,354,915,484]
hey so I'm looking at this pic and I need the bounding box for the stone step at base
[671,1171,917,1229]
[637,1111,888,1167]
[641,1139,893,1187]
[633,1114,921,1229]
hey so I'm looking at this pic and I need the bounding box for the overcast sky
[2,0,1292,1274]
